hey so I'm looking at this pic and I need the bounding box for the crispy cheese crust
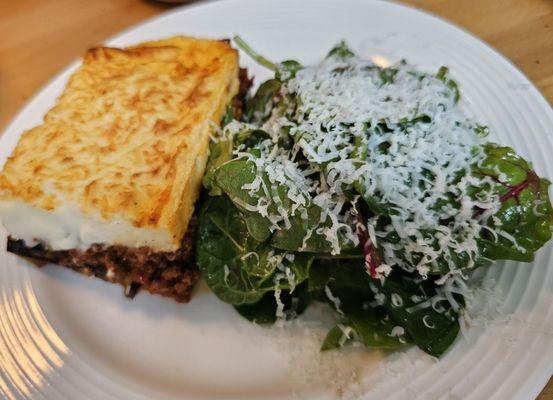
[0,36,239,250]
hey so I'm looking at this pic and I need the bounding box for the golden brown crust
[0,36,239,249]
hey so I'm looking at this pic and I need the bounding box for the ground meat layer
[7,218,199,303]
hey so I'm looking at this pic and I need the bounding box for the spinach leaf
[475,144,553,262]
[203,138,233,195]
[314,247,455,355]
[436,66,460,103]
[270,204,339,253]
[235,291,279,324]
[309,258,370,293]
[220,104,234,127]
[213,157,341,251]
[235,129,271,149]
[353,182,396,216]
[322,308,408,351]
[285,253,314,286]
[213,157,274,241]
[347,307,408,349]
[327,41,356,59]
[379,67,399,85]
[196,196,269,305]
[321,325,354,350]
[371,227,491,276]
[235,282,311,324]
[314,259,408,351]
[276,60,302,81]
[314,261,401,348]
[314,258,447,354]
[378,273,461,357]
[244,80,281,123]
[197,196,314,305]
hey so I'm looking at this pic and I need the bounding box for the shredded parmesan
[324,285,344,315]
[224,51,504,288]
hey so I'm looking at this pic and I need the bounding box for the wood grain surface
[0,0,552,398]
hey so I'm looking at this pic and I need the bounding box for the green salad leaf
[270,204,347,253]
[195,38,553,360]
[378,273,461,357]
[436,66,460,103]
[322,307,409,351]
[476,144,553,262]
[196,196,313,305]
[313,259,408,351]
[203,138,233,196]
[326,41,356,59]
[213,155,351,252]
[244,79,281,123]
[196,195,269,305]
[212,157,274,241]
[235,282,311,324]
[321,325,355,351]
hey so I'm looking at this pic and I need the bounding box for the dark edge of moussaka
[6,68,252,303]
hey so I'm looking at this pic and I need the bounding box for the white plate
[1,0,553,399]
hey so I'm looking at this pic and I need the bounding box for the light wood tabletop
[1,0,552,398]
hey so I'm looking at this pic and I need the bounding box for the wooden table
[1,0,552,398]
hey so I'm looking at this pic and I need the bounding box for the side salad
[196,38,553,357]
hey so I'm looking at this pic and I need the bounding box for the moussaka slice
[0,36,242,302]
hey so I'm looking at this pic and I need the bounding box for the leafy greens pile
[195,39,553,357]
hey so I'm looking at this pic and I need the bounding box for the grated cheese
[324,285,344,315]
[224,51,505,291]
